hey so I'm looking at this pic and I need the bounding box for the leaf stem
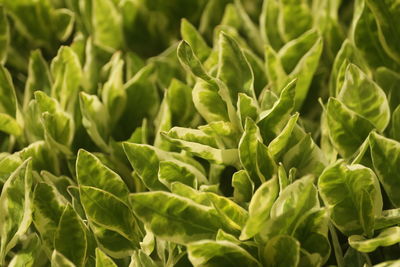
[329,223,345,267]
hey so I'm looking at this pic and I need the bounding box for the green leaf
[258,79,296,142]
[0,113,22,136]
[90,222,135,259]
[151,101,172,149]
[130,250,158,267]
[41,110,74,155]
[365,0,400,64]
[283,133,328,177]
[262,235,300,267]
[34,91,58,114]
[32,182,67,254]
[51,250,76,267]
[0,160,32,264]
[260,0,283,49]
[374,260,400,267]
[244,50,268,97]
[199,121,241,148]
[170,182,248,231]
[277,163,289,193]
[336,58,350,95]
[0,6,9,64]
[239,118,276,186]
[259,90,279,111]
[375,67,400,113]
[232,170,254,203]
[92,0,123,52]
[329,40,355,97]
[0,65,17,117]
[125,51,144,80]
[369,132,400,207]
[256,140,278,181]
[8,233,40,267]
[264,45,288,93]
[199,0,232,39]
[23,50,52,109]
[79,92,110,152]
[240,177,279,240]
[0,154,22,185]
[67,186,87,222]
[76,150,129,201]
[54,205,87,267]
[278,29,319,74]
[375,208,400,230]
[18,141,58,174]
[181,19,211,62]
[162,133,239,166]
[140,229,154,256]
[290,37,323,109]
[391,105,400,142]
[123,143,169,191]
[102,52,126,127]
[192,79,230,123]
[158,161,198,189]
[40,171,72,203]
[294,209,331,264]
[351,129,372,166]
[79,186,140,245]
[343,247,368,267]
[53,8,75,41]
[23,101,43,143]
[326,98,375,159]
[129,191,226,244]
[177,40,213,82]
[268,113,299,160]
[237,93,259,127]
[95,248,117,267]
[352,0,397,70]
[51,46,82,114]
[120,65,160,137]
[313,0,344,56]
[166,78,198,126]
[217,32,255,102]
[298,249,322,267]
[233,0,264,55]
[260,175,319,241]
[238,118,265,185]
[178,40,240,127]
[188,240,261,267]
[320,107,338,164]
[277,0,313,42]
[167,127,218,148]
[80,38,100,94]
[163,160,208,188]
[318,161,382,236]
[349,227,400,253]
[2,0,66,46]
[215,229,259,257]
[127,119,148,144]
[338,64,390,131]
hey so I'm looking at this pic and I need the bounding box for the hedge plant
[1,0,400,266]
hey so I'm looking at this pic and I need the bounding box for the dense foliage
[1,0,400,266]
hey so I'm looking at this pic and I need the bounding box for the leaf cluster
[1,0,400,266]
